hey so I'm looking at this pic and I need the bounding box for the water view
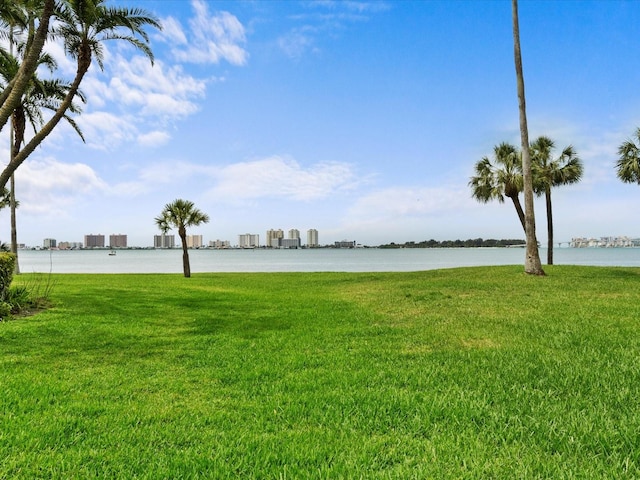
[14,247,640,274]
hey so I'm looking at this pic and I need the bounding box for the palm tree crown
[617,127,640,184]
[470,142,526,231]
[155,199,209,278]
[530,136,582,265]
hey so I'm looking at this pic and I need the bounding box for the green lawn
[1,266,639,478]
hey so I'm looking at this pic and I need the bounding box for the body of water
[13,247,640,274]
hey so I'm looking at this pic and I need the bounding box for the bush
[0,301,11,320]
[0,253,15,302]
[6,285,31,313]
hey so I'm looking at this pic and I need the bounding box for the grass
[1,265,640,478]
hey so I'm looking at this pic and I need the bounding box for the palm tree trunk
[9,109,23,275]
[512,0,544,276]
[0,0,55,130]
[545,187,553,265]
[10,174,19,275]
[179,228,190,278]
[509,194,526,232]
[0,51,91,190]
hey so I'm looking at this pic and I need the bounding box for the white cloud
[108,56,207,114]
[14,158,108,215]
[76,111,137,150]
[347,186,474,220]
[137,131,171,147]
[160,1,248,66]
[206,156,359,201]
[160,16,188,45]
[69,54,207,150]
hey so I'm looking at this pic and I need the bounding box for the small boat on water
[109,250,116,256]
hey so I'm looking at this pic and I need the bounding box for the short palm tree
[155,199,210,278]
[470,142,526,231]
[531,136,582,265]
[0,0,161,190]
[616,127,640,184]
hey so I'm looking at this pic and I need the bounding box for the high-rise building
[109,234,127,248]
[238,233,259,248]
[43,238,56,249]
[307,229,319,247]
[154,234,175,248]
[84,234,105,248]
[288,229,300,240]
[186,235,203,248]
[266,229,284,248]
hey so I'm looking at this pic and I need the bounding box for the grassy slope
[1,265,639,478]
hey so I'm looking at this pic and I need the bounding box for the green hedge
[0,252,15,302]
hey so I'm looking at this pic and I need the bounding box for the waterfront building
[307,229,319,247]
[154,234,175,249]
[281,238,301,249]
[238,233,259,248]
[335,240,356,248]
[266,229,284,248]
[59,241,83,250]
[288,229,300,240]
[43,238,56,249]
[186,235,203,248]
[109,234,127,248]
[84,234,105,248]
[209,239,230,249]
[570,236,640,248]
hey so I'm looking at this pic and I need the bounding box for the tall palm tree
[0,0,56,131]
[616,127,640,184]
[0,0,161,190]
[155,199,210,278]
[1,36,85,273]
[470,142,526,232]
[531,136,583,265]
[512,0,544,275]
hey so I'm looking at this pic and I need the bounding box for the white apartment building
[43,238,56,249]
[307,229,319,247]
[209,239,230,249]
[186,235,203,248]
[238,233,259,248]
[266,229,284,248]
[154,234,175,248]
[288,229,300,240]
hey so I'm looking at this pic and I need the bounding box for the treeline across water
[379,238,526,249]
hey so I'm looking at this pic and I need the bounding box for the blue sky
[2,0,640,248]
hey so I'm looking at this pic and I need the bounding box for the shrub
[0,253,15,302]
[0,301,11,320]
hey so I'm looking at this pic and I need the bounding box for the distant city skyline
[3,1,640,247]
[36,227,321,249]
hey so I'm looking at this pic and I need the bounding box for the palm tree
[0,0,161,190]
[512,0,544,275]
[0,0,56,131]
[470,142,526,231]
[616,127,640,184]
[531,136,583,265]
[1,33,85,273]
[155,199,210,278]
